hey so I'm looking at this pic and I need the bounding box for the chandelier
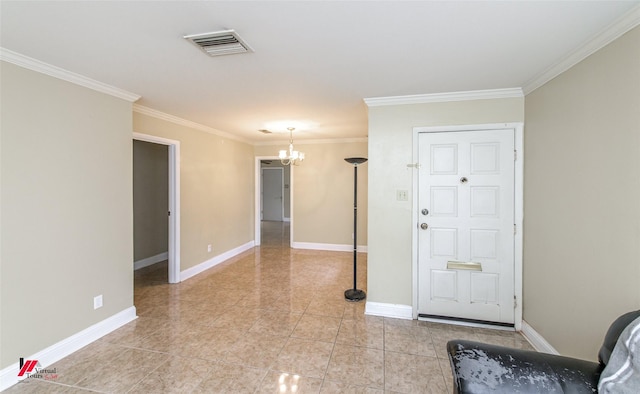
[279,127,305,166]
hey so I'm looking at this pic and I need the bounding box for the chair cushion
[598,316,640,393]
[598,310,640,365]
[447,340,601,393]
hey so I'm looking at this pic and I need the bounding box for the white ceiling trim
[133,104,251,144]
[0,47,141,102]
[523,4,640,95]
[363,88,524,107]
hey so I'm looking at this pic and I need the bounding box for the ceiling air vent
[184,30,253,57]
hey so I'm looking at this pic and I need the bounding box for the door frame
[254,156,293,247]
[133,132,181,284]
[261,167,285,221]
[411,123,523,330]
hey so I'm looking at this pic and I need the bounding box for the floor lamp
[344,157,367,302]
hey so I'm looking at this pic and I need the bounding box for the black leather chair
[447,310,640,393]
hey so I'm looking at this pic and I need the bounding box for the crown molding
[0,47,141,102]
[364,88,523,107]
[133,104,251,144]
[253,137,368,146]
[523,4,640,95]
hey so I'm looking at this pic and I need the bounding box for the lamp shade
[345,157,368,165]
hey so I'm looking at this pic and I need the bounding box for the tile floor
[7,221,533,393]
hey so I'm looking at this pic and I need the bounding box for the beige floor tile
[192,362,268,393]
[210,305,264,331]
[134,321,203,354]
[324,344,384,389]
[271,293,314,313]
[249,310,303,336]
[224,331,288,369]
[473,328,535,350]
[319,380,384,393]
[74,347,169,392]
[128,355,216,393]
[181,325,245,361]
[342,301,368,320]
[438,356,454,393]
[292,314,341,342]
[235,289,283,309]
[335,318,384,349]
[100,315,169,347]
[47,341,126,385]
[305,299,347,318]
[257,371,323,393]
[3,380,95,393]
[136,301,223,327]
[384,351,447,394]
[427,322,481,359]
[384,323,437,357]
[273,338,334,379]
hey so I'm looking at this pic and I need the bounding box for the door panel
[262,168,283,221]
[418,129,515,324]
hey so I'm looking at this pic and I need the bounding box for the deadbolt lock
[421,208,429,216]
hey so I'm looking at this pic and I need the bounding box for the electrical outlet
[93,295,103,310]
[207,244,212,253]
[396,190,408,201]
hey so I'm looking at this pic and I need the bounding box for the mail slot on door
[447,261,483,271]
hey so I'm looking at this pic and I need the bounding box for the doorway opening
[255,156,293,246]
[133,133,181,283]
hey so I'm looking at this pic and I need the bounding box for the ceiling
[1,1,638,143]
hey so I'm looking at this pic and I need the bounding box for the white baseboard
[134,252,168,270]
[365,302,413,320]
[0,306,137,392]
[180,241,255,281]
[292,242,368,253]
[521,320,559,355]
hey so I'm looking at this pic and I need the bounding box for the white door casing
[412,124,523,328]
[132,132,181,284]
[262,168,284,221]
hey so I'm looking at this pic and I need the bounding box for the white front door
[417,129,515,325]
[262,168,283,221]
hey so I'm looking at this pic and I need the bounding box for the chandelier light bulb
[279,127,304,166]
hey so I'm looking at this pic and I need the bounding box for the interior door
[262,168,283,221]
[417,129,515,325]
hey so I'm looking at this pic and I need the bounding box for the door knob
[420,223,429,230]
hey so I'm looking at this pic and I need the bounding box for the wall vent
[184,30,253,57]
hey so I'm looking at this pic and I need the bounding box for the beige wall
[367,98,524,305]
[133,112,254,271]
[255,141,368,246]
[0,62,134,368]
[133,140,169,262]
[523,26,640,360]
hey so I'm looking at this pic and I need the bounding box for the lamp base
[344,288,366,302]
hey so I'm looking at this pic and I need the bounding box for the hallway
[7,221,532,393]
